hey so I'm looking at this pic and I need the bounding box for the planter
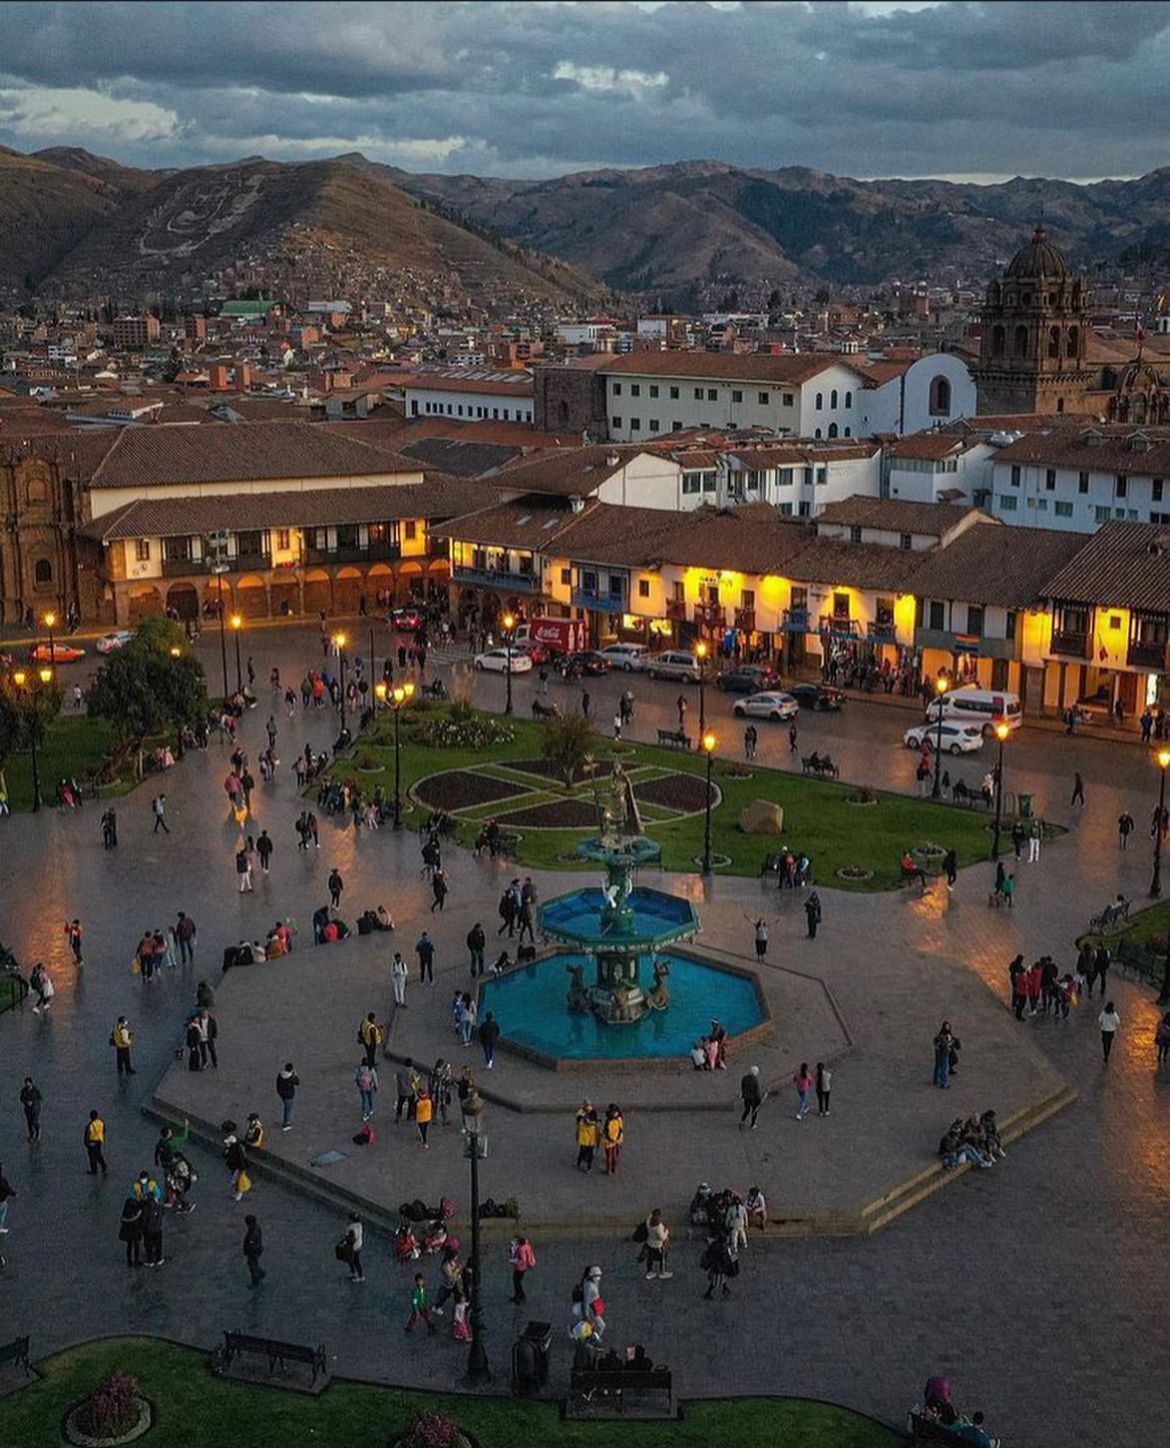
[843,796,878,807]
[836,866,874,882]
[692,852,732,870]
[391,1428,474,1448]
[356,765,385,775]
[64,1397,152,1447]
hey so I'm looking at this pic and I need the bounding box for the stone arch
[397,560,424,603]
[1047,326,1061,358]
[128,585,163,624]
[236,573,268,620]
[166,582,199,622]
[334,565,363,613]
[25,473,49,505]
[269,576,299,618]
[827,422,839,438]
[1013,325,1029,357]
[32,557,53,585]
[367,562,395,610]
[1067,325,1080,358]
[302,568,332,615]
[201,579,230,619]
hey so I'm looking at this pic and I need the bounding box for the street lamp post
[502,611,515,716]
[369,625,376,699]
[990,721,1010,859]
[1151,749,1170,897]
[230,614,243,695]
[170,646,185,757]
[696,640,709,746]
[12,667,52,812]
[43,611,56,670]
[390,680,415,829]
[463,1097,491,1385]
[334,632,348,737]
[702,730,716,874]
[931,676,948,799]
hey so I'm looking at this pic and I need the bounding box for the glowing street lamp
[931,675,948,799]
[501,611,516,716]
[702,730,717,874]
[43,610,57,669]
[990,720,1011,859]
[696,639,709,744]
[1151,748,1170,898]
[230,613,243,694]
[391,679,416,829]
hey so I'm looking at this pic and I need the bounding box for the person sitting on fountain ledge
[690,1039,708,1070]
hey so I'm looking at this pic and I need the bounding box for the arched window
[33,558,53,585]
[1066,326,1080,358]
[844,390,853,408]
[1047,327,1061,359]
[992,326,1005,357]
[814,427,822,439]
[928,375,952,416]
[1056,397,1065,413]
[814,392,823,410]
[844,426,852,437]
[828,422,839,438]
[25,476,48,504]
[830,389,838,409]
[1013,325,1029,358]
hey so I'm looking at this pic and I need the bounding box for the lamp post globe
[702,730,717,874]
[501,612,516,716]
[931,676,948,799]
[990,720,1010,859]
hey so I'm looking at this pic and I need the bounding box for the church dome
[1005,225,1070,280]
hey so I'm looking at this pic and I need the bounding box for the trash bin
[1017,792,1034,819]
[511,1320,552,1394]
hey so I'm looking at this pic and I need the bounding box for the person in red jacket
[1024,962,1042,1017]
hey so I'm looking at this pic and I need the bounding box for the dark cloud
[0,1,1167,179]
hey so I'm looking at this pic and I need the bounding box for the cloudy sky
[0,1,1166,181]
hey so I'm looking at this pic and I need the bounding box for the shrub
[410,712,516,750]
[77,1371,140,1438]
[540,710,600,786]
[396,1410,465,1448]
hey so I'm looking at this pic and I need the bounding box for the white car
[598,643,648,672]
[473,648,533,674]
[733,691,800,721]
[96,631,135,654]
[904,721,984,755]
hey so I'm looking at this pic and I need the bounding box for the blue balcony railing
[453,565,539,592]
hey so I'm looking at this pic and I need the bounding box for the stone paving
[1,623,1168,1447]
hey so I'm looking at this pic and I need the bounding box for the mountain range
[4,146,1170,307]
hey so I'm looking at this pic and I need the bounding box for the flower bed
[64,1372,151,1446]
[495,798,599,829]
[634,772,716,812]
[408,715,516,750]
[502,757,593,785]
[414,771,531,811]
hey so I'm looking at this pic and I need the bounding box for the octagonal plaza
[152,852,1071,1237]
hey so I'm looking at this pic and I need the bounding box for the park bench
[800,755,839,779]
[909,1411,1000,1446]
[568,1364,673,1418]
[656,728,691,750]
[214,1330,327,1384]
[0,1336,31,1375]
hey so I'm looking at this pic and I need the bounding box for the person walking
[1155,1012,1170,1069]
[602,1103,624,1175]
[111,1017,136,1076]
[19,1078,41,1141]
[355,1059,379,1121]
[804,891,822,939]
[458,992,478,1047]
[405,1272,436,1334]
[0,1163,15,1235]
[391,951,408,1008]
[1070,772,1085,807]
[276,1062,299,1130]
[396,1060,418,1124]
[1118,811,1135,849]
[141,1190,165,1268]
[943,848,958,891]
[28,964,54,1013]
[431,869,449,912]
[676,695,687,731]
[243,1214,266,1286]
[1091,945,1111,1000]
[118,1192,143,1268]
[641,1209,673,1280]
[789,722,798,754]
[235,839,254,893]
[64,918,84,966]
[83,1109,108,1176]
[151,793,170,833]
[1027,817,1042,863]
[256,830,273,875]
[328,868,344,909]
[504,1233,537,1303]
[479,1010,500,1069]
[175,912,197,964]
[467,923,486,977]
[342,1213,365,1282]
[575,1100,600,1171]
[816,1062,832,1116]
[414,1084,434,1148]
[739,1065,764,1130]
[359,1013,382,1068]
[416,931,435,985]
[792,1062,814,1120]
[701,1234,738,1300]
[932,1022,954,1088]
[581,689,591,718]
[1099,1001,1121,1063]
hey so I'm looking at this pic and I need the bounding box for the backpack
[357,1066,373,1092]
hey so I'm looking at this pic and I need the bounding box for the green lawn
[0,1338,903,1448]
[327,709,996,890]
[2,713,118,811]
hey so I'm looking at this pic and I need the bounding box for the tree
[540,711,600,788]
[0,676,62,797]
[86,624,206,777]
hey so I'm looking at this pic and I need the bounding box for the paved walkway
[1,626,1167,1447]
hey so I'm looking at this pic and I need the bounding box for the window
[669,386,679,399]
[900,533,913,551]
[693,387,703,400]
[827,423,838,438]
[731,390,743,404]
[830,389,838,408]
[746,471,762,491]
[1048,326,1061,358]
[1037,498,1049,511]
[778,468,794,486]
[1013,325,1028,357]
[1010,465,1021,487]
[815,466,828,485]
[612,416,622,430]
[134,540,150,563]
[1055,500,1073,517]
[1078,471,1089,493]
[778,502,793,516]
[798,500,811,517]
[1067,326,1080,357]
[582,570,598,596]
[608,574,624,600]
[1155,479,1165,502]
[967,605,984,636]
[702,471,716,493]
[833,591,850,620]
[844,427,852,437]
[999,495,1018,511]
[1095,505,1111,523]
[1045,469,1057,491]
[850,526,862,543]
[1116,474,1128,498]
[672,421,683,431]
[612,383,622,396]
[672,581,685,603]
[929,601,946,631]
[706,388,717,402]
[649,419,659,433]
[992,325,1005,357]
[844,390,853,408]
[630,417,641,431]
[815,392,824,410]
[814,428,822,439]
[649,385,659,398]
[630,384,640,397]
[276,528,291,550]
[782,392,794,406]
[758,392,768,405]
[682,471,701,495]
[638,578,650,599]
[404,521,417,540]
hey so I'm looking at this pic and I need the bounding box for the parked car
[516,639,550,665]
[904,721,984,755]
[558,650,609,678]
[598,642,648,672]
[716,663,781,694]
[96,630,135,654]
[390,606,422,632]
[788,681,845,712]
[732,691,800,722]
[474,648,533,674]
[645,650,702,683]
[29,642,85,663]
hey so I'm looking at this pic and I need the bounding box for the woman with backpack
[355,1059,379,1120]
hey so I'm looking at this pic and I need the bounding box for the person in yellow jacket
[358,1013,382,1069]
[110,1016,136,1076]
[575,1100,600,1173]
[602,1103,624,1176]
[415,1086,434,1148]
[244,1113,265,1150]
[84,1109,107,1175]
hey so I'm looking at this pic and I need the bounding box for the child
[405,1272,435,1334]
[690,1040,707,1070]
[452,1286,472,1341]
[746,1185,767,1232]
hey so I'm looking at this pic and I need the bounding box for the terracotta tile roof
[82,476,493,542]
[429,497,580,549]
[907,523,1086,609]
[398,437,523,477]
[726,441,879,468]
[89,420,423,489]
[492,445,636,496]
[598,351,865,385]
[396,417,579,448]
[1039,522,1170,612]
[816,495,990,537]
[784,536,929,591]
[889,433,975,461]
[992,425,1170,475]
[400,373,533,398]
[0,428,118,477]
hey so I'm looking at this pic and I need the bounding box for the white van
[928,686,1022,736]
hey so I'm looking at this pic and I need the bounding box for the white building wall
[594,452,687,510]
[858,353,977,435]
[798,366,867,440]
[887,444,995,505]
[988,459,1167,532]
[405,385,533,424]
[604,374,805,441]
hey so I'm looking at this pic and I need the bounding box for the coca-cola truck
[512,617,587,654]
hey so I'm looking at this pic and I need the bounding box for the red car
[390,606,422,632]
[29,642,86,663]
